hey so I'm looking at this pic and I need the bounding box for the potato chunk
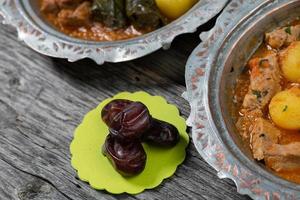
[280,41,300,83]
[269,87,300,130]
[155,0,197,19]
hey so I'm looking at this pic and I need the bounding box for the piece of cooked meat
[265,155,300,172]
[236,54,281,139]
[250,118,281,160]
[242,54,281,110]
[249,119,300,172]
[249,120,300,172]
[236,108,263,139]
[265,25,300,49]
[265,142,300,157]
[41,0,59,13]
[57,1,91,27]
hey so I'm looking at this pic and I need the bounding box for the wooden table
[0,16,251,200]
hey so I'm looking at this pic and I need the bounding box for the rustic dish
[0,0,227,64]
[185,0,300,199]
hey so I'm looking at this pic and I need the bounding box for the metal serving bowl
[185,0,300,199]
[0,0,227,64]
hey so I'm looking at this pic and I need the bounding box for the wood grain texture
[0,19,250,200]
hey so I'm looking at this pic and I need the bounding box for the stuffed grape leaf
[92,0,127,29]
[126,0,167,29]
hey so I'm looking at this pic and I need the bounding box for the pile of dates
[101,99,180,176]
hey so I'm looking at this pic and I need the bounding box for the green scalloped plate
[70,91,189,194]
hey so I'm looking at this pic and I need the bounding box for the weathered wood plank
[0,158,69,200]
[0,22,250,200]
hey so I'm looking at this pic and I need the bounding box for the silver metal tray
[0,0,228,64]
[184,0,300,199]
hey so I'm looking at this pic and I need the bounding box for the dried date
[106,101,152,140]
[102,134,146,176]
[143,119,180,147]
[101,99,132,127]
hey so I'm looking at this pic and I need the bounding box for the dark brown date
[102,134,146,176]
[108,101,152,140]
[143,119,180,147]
[101,99,133,127]
[101,99,180,176]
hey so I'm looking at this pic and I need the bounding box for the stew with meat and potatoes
[234,20,300,184]
[39,0,198,41]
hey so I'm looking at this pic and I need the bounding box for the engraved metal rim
[184,0,300,199]
[0,0,228,64]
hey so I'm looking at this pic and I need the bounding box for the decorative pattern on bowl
[184,0,300,199]
[0,0,228,64]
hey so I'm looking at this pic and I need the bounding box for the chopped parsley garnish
[252,90,262,99]
[282,105,288,112]
[259,59,269,68]
[262,90,269,97]
[259,133,266,138]
[285,26,292,35]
